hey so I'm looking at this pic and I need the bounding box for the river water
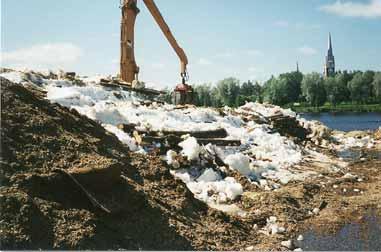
[300,210,381,251]
[300,112,381,132]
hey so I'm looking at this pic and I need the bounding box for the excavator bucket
[172,83,194,105]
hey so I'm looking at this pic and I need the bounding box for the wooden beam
[100,80,165,96]
[140,135,241,147]
[118,124,228,138]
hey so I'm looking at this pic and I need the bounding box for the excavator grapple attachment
[172,83,193,105]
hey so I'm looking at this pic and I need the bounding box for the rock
[58,71,76,80]
[245,245,254,251]
[259,179,268,187]
[297,234,304,241]
[166,150,181,169]
[65,72,76,80]
[281,240,294,249]
[341,173,358,182]
[268,216,277,223]
[312,208,320,215]
[241,192,262,208]
[270,225,280,235]
[319,200,328,210]
[343,173,357,179]
[374,127,381,140]
[345,130,369,139]
[277,226,286,234]
[132,80,145,89]
[294,248,303,251]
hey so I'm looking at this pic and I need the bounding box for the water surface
[301,112,381,132]
[300,210,381,251]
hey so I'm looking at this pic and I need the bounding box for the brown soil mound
[0,78,190,249]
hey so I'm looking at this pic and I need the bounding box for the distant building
[324,33,335,77]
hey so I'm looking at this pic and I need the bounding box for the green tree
[372,72,381,102]
[215,77,240,107]
[253,81,263,102]
[240,80,255,95]
[279,71,303,102]
[348,72,372,103]
[324,76,348,106]
[301,73,326,107]
[324,77,337,106]
[334,72,351,101]
[211,86,223,107]
[194,83,213,106]
[263,77,274,104]
[263,76,290,105]
[363,70,375,98]
[236,80,263,106]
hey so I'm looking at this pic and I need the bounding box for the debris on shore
[1,68,380,250]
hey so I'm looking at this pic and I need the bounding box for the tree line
[163,70,381,108]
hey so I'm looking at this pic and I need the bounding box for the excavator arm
[120,0,188,84]
[142,0,189,82]
[120,0,192,104]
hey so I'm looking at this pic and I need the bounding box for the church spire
[296,61,299,72]
[324,32,335,77]
[328,32,333,56]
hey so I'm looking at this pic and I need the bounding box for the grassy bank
[288,103,381,113]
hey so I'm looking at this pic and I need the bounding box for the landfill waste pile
[1,68,380,250]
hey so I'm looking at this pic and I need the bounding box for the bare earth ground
[1,77,380,250]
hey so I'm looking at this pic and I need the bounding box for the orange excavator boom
[142,0,189,82]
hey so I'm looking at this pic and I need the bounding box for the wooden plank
[117,123,228,138]
[100,81,165,96]
[141,135,241,147]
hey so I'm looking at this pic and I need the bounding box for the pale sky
[2,0,381,89]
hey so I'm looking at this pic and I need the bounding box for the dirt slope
[0,78,189,249]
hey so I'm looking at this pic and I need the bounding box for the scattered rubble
[1,68,380,250]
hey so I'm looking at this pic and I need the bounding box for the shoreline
[289,104,381,113]
[244,148,381,250]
